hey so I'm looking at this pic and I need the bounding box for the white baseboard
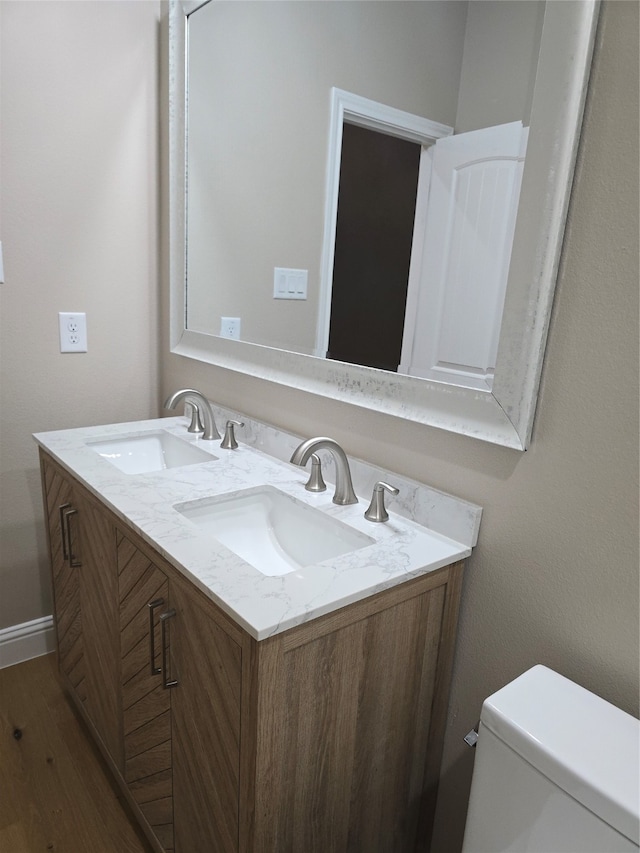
[0,616,55,669]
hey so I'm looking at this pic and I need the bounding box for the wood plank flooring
[0,652,153,853]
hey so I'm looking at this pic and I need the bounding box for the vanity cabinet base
[40,450,463,853]
[249,564,462,853]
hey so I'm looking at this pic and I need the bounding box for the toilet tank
[462,665,639,853]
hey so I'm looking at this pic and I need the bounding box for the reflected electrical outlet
[220,317,241,340]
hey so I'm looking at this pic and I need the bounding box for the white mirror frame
[168,0,599,451]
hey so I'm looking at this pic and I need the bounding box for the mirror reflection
[186,0,544,389]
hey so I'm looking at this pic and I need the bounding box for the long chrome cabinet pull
[160,609,178,689]
[61,506,81,567]
[148,598,165,675]
[58,503,72,560]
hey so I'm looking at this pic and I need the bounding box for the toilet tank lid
[480,665,639,846]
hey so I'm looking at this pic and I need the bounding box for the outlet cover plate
[59,312,87,352]
[220,317,241,340]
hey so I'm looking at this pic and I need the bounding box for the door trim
[315,88,453,358]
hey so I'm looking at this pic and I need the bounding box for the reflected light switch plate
[273,268,307,300]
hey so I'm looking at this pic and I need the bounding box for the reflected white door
[400,121,528,390]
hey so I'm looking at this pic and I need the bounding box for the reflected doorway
[327,123,421,371]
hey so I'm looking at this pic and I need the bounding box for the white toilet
[461,665,639,852]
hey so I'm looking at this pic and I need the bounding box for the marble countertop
[34,416,480,640]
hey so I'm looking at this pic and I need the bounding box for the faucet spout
[290,437,358,505]
[163,388,221,440]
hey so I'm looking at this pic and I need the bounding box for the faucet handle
[304,453,327,493]
[185,402,204,434]
[364,481,399,523]
[220,419,244,450]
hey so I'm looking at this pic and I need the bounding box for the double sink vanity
[35,397,481,853]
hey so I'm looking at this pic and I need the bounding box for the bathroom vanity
[35,413,480,853]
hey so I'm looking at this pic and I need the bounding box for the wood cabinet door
[41,458,86,704]
[169,578,242,853]
[118,532,174,852]
[41,456,122,771]
[76,492,122,766]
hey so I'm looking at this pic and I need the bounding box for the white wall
[163,3,639,850]
[455,0,544,132]
[0,0,161,630]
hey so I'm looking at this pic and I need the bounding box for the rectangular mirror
[167,0,599,450]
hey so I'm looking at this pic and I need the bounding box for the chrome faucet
[163,388,221,440]
[290,437,358,505]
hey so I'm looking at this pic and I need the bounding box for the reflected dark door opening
[326,122,421,372]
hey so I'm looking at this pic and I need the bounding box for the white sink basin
[87,430,215,474]
[175,486,375,576]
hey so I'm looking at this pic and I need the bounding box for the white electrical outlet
[59,312,88,352]
[220,317,241,340]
